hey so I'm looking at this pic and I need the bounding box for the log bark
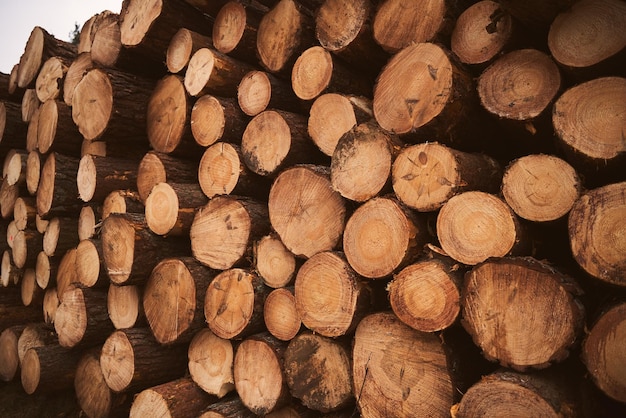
[264,287,301,341]
[188,328,235,398]
[0,288,41,329]
[295,251,370,337]
[35,56,71,103]
[233,333,291,415]
[213,1,264,66]
[102,189,143,219]
[568,181,626,287]
[16,322,56,366]
[461,257,585,370]
[100,327,189,393]
[143,257,216,345]
[62,52,95,107]
[392,142,502,212]
[198,395,256,418]
[166,28,213,74]
[184,47,256,97]
[0,325,24,382]
[36,152,81,218]
[21,343,80,394]
[191,94,249,147]
[352,311,455,417]
[136,150,198,202]
[145,181,208,236]
[37,99,84,156]
[191,196,269,270]
[499,0,575,31]
[204,268,269,339]
[107,283,144,330]
[76,154,139,203]
[253,233,297,288]
[343,196,428,279]
[0,101,28,152]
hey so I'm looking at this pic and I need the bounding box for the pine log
[107,283,144,330]
[21,267,43,307]
[36,99,83,156]
[461,257,584,370]
[11,227,42,269]
[198,395,256,418]
[191,95,249,147]
[184,47,256,97]
[76,154,139,203]
[256,0,316,74]
[36,152,81,218]
[284,332,353,412]
[3,149,28,187]
[353,311,455,417]
[237,70,306,117]
[315,0,388,77]
[191,196,269,270]
[295,251,370,337]
[42,216,79,257]
[552,76,626,185]
[54,285,113,349]
[502,154,582,222]
[568,181,626,287]
[78,204,100,241]
[436,191,527,265]
[62,52,95,107]
[264,287,301,341]
[136,150,198,202]
[16,322,56,366]
[35,56,70,103]
[42,287,59,325]
[0,288,41,329]
[100,327,189,393]
[25,150,42,196]
[268,165,345,258]
[101,212,190,285]
[204,268,269,339]
[0,101,28,152]
[144,257,216,345]
[16,26,77,89]
[72,67,154,141]
[582,302,626,403]
[129,376,216,418]
[75,239,109,289]
[102,189,143,219]
[145,181,208,236]
[21,88,40,123]
[233,333,291,415]
[166,28,213,74]
[253,232,297,288]
[343,196,428,279]
[547,0,626,79]
[21,343,80,394]
[331,120,400,202]
[392,142,502,212]
[0,325,25,382]
[213,1,263,65]
[188,328,235,397]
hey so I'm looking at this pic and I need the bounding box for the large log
[35,56,70,103]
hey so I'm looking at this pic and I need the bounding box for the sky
[0,0,123,74]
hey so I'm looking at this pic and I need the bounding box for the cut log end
[101,214,135,284]
[264,288,301,341]
[254,234,296,288]
[107,284,141,330]
[291,46,333,100]
[198,142,241,198]
[71,69,113,141]
[213,1,247,54]
[191,95,226,147]
[145,182,179,236]
[237,70,271,116]
[188,328,235,398]
[147,75,188,154]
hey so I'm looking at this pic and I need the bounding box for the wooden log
[54,247,78,299]
[353,311,455,417]
[75,239,109,289]
[78,13,100,54]
[20,267,43,307]
[181,0,232,17]
[16,322,56,366]
[102,189,143,219]
[21,88,40,123]
[198,395,256,418]
[137,150,198,202]
[436,191,528,265]
[166,28,213,74]
[36,152,81,218]
[144,257,216,345]
[238,70,307,117]
[16,26,76,89]
[568,181,626,287]
[233,333,291,415]
[188,328,235,397]
[295,251,370,337]
[264,287,301,341]
[129,376,216,418]
[0,101,28,152]
[25,106,40,152]
[392,142,502,212]
[36,99,83,156]
[3,149,28,187]
[184,47,256,97]
[204,268,269,339]
[101,212,190,285]
[461,257,584,370]
[268,165,345,258]
[191,94,249,147]
[5,64,25,101]
[498,0,574,31]
[191,196,269,270]
[78,204,100,241]
[343,196,428,279]
[253,233,296,288]
[0,176,19,219]
[145,181,208,236]
[100,327,189,393]
[256,0,316,74]
[25,150,42,196]
[62,52,95,107]
[42,287,59,325]
[213,1,264,66]
[11,227,42,269]
[107,283,144,330]
[42,216,79,257]
[0,288,41,329]
[0,325,25,382]
[284,332,353,412]
[72,67,155,141]
[21,343,80,394]
[35,56,70,103]
[76,154,139,203]
[1,249,23,288]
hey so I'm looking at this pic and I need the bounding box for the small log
[233,333,291,415]
[213,1,263,65]
[191,95,249,147]
[3,149,28,187]
[21,267,44,307]
[78,204,100,241]
[107,283,144,330]
[143,257,216,345]
[25,150,42,196]
[295,251,370,337]
[21,344,80,394]
[343,196,428,279]
[353,311,455,417]
[237,70,306,117]
[392,142,502,212]
[184,47,256,97]
[1,249,23,288]
[188,328,235,397]
[16,322,56,365]
[166,28,213,74]
[13,196,36,232]
[190,196,269,270]
[436,191,527,265]
[0,325,25,382]
[76,154,139,203]
[568,181,626,287]
[461,257,585,370]
[0,176,19,219]
[35,56,71,103]
[36,152,81,219]
[42,287,59,325]
[204,268,269,339]
[102,189,143,219]
[264,287,301,341]
[25,106,40,152]
[21,88,40,123]
[35,251,60,290]
[268,165,345,258]
[253,233,296,288]
[6,64,25,100]
[55,247,78,299]
[145,181,208,236]
[11,227,42,269]
[75,239,109,289]
[100,327,189,393]
[198,395,256,418]
[36,99,83,156]
[136,150,198,202]
[62,52,95,107]
[42,216,79,257]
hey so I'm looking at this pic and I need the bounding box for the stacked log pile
[1,0,625,416]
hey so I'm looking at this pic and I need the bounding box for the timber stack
[0,0,625,417]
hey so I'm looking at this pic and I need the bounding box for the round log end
[264,288,301,341]
[291,46,333,100]
[213,1,246,54]
[188,328,235,397]
[137,151,167,202]
[119,0,162,47]
[101,214,135,284]
[147,75,188,153]
[237,70,271,116]
[166,28,194,74]
[198,142,241,199]
[20,348,41,394]
[72,69,113,141]
[185,48,216,97]
[54,286,87,348]
[254,234,296,288]
[107,284,141,330]
[145,182,179,236]
[100,330,134,393]
[308,93,359,156]
[191,95,226,147]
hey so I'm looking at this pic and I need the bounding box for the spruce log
[184,47,256,97]
[181,0,232,17]
[392,142,502,212]
[35,56,70,103]
[21,344,80,394]
[36,99,83,156]
[0,325,25,382]
[107,283,144,330]
[499,0,575,31]
[295,251,370,337]
[253,233,296,288]
[62,52,95,107]
[198,395,256,418]
[76,154,139,203]
[143,257,216,345]
[166,28,213,74]
[237,69,305,117]
[36,152,81,218]
[343,196,428,279]
[102,189,143,219]
[264,287,301,341]
[136,150,198,202]
[145,181,208,236]
[568,181,626,286]
[461,257,585,370]
[191,94,249,147]
[188,328,235,397]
